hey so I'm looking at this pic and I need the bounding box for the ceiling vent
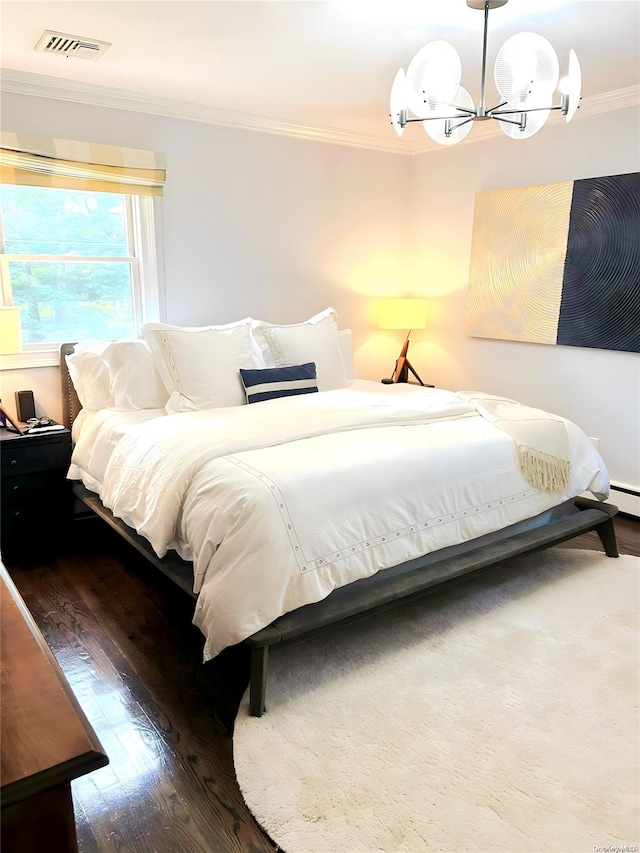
[34,30,112,61]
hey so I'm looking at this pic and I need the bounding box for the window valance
[0,132,166,197]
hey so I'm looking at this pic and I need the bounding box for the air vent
[35,30,112,61]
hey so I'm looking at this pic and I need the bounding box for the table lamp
[378,298,427,385]
[0,307,22,355]
[0,307,24,432]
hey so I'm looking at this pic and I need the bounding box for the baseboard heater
[611,482,640,518]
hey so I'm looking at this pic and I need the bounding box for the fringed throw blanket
[458,392,571,494]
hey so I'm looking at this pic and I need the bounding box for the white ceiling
[1,1,639,152]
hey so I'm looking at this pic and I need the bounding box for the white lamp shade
[0,307,22,354]
[379,299,428,330]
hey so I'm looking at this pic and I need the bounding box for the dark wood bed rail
[244,496,618,715]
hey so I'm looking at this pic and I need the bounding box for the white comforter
[69,381,609,660]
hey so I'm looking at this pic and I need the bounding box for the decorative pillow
[141,320,259,411]
[101,340,168,410]
[239,363,318,404]
[65,341,114,411]
[250,308,348,391]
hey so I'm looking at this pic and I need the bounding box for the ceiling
[1,1,639,152]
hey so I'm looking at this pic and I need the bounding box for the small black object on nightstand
[15,389,36,422]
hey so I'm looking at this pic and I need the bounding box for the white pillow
[251,308,349,391]
[65,341,114,411]
[251,307,336,367]
[101,340,168,410]
[142,320,258,411]
[337,328,355,382]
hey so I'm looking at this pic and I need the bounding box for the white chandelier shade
[406,41,462,114]
[494,33,560,103]
[390,68,409,136]
[564,49,582,123]
[390,0,581,144]
[423,86,476,145]
[498,91,552,139]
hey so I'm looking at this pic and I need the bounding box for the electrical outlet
[589,437,600,452]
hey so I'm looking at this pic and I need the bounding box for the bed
[59,312,618,717]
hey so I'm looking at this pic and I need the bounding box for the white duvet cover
[69,381,609,660]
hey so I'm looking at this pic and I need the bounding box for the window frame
[0,193,164,370]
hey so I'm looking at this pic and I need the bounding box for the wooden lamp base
[390,339,425,385]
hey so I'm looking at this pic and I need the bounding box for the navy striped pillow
[239,362,318,404]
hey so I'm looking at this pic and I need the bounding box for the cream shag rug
[233,549,639,853]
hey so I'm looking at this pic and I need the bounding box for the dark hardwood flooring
[2,513,639,853]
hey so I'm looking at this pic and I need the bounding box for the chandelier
[390,0,581,145]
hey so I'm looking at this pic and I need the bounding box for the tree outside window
[1,185,148,346]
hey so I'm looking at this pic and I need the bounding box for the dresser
[0,564,108,852]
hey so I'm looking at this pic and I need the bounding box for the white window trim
[0,195,164,370]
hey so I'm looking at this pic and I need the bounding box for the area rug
[233,549,639,853]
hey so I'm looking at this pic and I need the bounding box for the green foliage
[1,186,135,342]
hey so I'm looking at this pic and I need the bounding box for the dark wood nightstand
[0,427,72,555]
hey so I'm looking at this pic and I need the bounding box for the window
[0,133,165,368]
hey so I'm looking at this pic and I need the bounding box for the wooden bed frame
[60,344,619,717]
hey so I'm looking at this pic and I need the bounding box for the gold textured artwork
[466,181,574,344]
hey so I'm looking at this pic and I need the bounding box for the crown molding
[1,69,638,157]
[0,69,410,155]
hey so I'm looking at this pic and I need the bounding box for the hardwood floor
[3,522,277,853]
[3,513,639,853]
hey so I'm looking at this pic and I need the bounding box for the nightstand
[0,428,72,556]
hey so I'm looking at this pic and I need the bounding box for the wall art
[465,172,640,353]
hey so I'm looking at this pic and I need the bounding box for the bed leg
[249,646,269,717]
[596,518,619,558]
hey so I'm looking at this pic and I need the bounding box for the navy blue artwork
[557,172,640,353]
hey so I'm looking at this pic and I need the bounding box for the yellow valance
[0,133,166,197]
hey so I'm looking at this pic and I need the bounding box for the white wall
[0,91,411,419]
[1,91,638,496]
[408,106,640,491]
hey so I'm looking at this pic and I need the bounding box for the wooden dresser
[0,563,108,853]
